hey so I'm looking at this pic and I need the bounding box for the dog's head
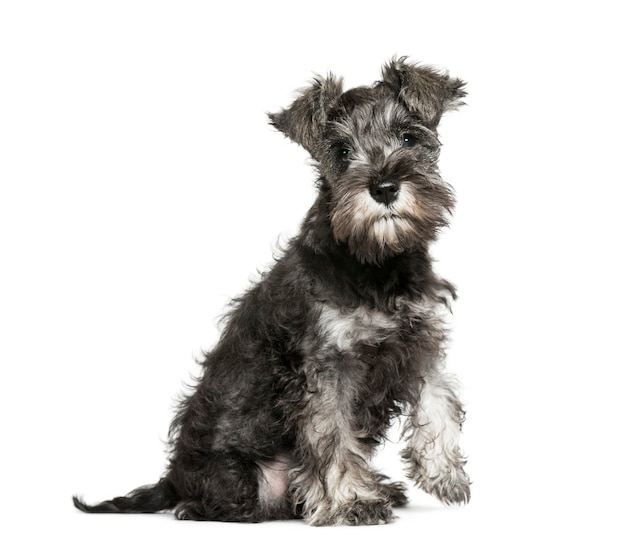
[269,57,466,264]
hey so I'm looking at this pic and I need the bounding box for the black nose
[369,181,399,205]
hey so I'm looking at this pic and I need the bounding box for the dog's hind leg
[171,451,294,522]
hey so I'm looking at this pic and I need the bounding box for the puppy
[74,57,470,525]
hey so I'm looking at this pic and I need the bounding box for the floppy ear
[381,57,466,127]
[268,73,343,159]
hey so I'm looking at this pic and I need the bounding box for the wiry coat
[74,57,470,526]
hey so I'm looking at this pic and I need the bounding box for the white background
[1,1,625,551]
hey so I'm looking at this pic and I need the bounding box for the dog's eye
[338,146,351,162]
[402,134,418,148]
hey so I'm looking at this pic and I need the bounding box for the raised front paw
[419,465,471,505]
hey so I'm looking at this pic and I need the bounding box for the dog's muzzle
[369,181,399,206]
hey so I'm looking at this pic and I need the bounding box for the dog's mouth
[376,194,418,222]
[381,213,407,221]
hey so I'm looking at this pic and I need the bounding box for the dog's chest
[315,303,400,351]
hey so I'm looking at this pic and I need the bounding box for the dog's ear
[381,57,466,127]
[268,73,343,159]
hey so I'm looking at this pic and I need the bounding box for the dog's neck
[294,193,449,311]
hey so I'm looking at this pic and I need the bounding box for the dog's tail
[73,477,179,514]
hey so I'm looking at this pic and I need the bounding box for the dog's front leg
[402,371,471,504]
[290,367,393,526]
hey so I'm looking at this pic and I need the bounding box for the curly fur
[73,57,470,526]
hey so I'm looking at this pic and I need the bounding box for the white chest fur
[315,303,399,351]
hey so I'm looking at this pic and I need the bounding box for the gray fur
[73,57,470,526]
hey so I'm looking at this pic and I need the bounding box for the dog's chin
[333,214,424,265]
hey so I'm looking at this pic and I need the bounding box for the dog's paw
[341,499,395,525]
[381,480,409,507]
[175,500,208,521]
[309,500,394,526]
[420,465,471,505]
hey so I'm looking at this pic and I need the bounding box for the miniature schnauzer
[74,57,470,525]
